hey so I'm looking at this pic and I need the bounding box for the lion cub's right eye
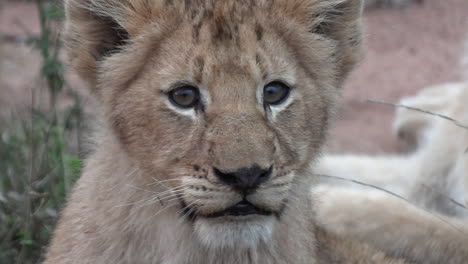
[168,86,200,109]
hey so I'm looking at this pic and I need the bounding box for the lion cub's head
[65,0,363,249]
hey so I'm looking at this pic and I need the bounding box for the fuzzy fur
[315,81,468,217]
[314,42,468,263]
[44,0,415,263]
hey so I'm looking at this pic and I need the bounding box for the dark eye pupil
[263,82,290,105]
[169,86,199,108]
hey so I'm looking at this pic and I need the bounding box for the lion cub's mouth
[205,201,273,218]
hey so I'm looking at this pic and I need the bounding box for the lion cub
[314,48,468,263]
[44,0,409,263]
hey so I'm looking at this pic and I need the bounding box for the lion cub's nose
[213,165,272,192]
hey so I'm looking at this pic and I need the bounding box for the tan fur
[315,186,468,264]
[45,0,413,263]
[314,50,468,262]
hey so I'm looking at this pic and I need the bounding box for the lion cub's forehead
[155,1,295,89]
[180,0,268,45]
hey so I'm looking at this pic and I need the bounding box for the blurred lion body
[316,81,468,216]
[315,44,468,263]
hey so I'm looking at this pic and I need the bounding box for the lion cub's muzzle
[207,164,273,217]
[213,164,272,193]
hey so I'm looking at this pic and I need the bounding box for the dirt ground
[331,0,468,153]
[1,0,468,154]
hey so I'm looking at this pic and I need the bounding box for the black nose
[213,164,272,192]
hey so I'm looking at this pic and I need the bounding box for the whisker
[137,189,190,208]
[177,199,200,224]
[147,178,182,186]
[152,186,188,197]
[158,188,188,199]
[113,186,188,208]
[145,199,199,225]
[105,168,139,192]
[125,184,159,194]
[114,193,168,208]
[149,203,178,221]
[114,199,153,208]
[139,191,189,208]
[179,200,200,216]
[179,206,198,223]
[165,195,192,204]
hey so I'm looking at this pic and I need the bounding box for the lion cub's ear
[279,0,364,84]
[310,0,364,80]
[63,0,168,89]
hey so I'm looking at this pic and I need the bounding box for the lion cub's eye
[263,81,290,105]
[168,86,200,108]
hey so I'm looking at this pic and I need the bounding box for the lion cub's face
[65,0,362,249]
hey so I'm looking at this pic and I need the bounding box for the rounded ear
[278,0,364,83]
[63,0,168,89]
[63,0,127,88]
[310,0,364,79]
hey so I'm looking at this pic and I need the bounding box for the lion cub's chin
[194,215,275,249]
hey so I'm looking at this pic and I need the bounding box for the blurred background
[0,0,467,263]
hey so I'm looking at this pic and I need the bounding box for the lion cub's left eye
[263,81,290,105]
[168,86,200,109]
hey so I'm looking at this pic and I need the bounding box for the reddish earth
[330,0,468,153]
[1,0,468,153]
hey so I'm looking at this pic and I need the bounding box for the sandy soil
[330,0,468,153]
[1,0,467,153]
